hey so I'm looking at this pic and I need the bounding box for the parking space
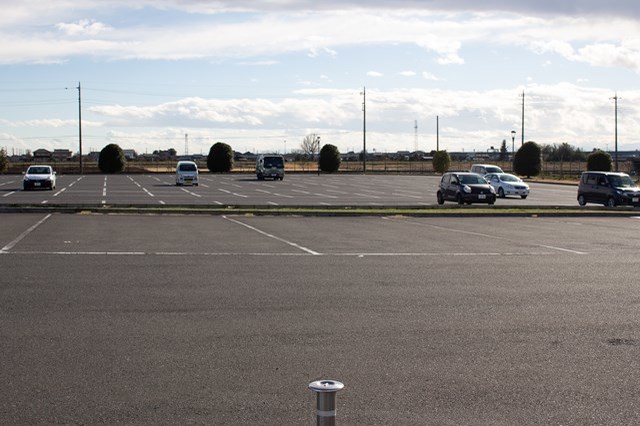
[3,213,640,424]
[0,173,580,206]
[4,213,639,259]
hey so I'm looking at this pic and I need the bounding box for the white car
[23,165,57,190]
[485,173,529,199]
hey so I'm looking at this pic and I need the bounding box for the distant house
[123,149,137,160]
[33,149,52,162]
[52,149,72,162]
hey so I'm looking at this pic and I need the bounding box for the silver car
[485,173,529,199]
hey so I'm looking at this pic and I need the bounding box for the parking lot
[0,173,579,207]
[2,212,640,424]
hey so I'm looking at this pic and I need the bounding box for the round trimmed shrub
[432,150,451,174]
[513,141,542,178]
[207,142,234,173]
[98,144,126,173]
[587,150,613,171]
[319,144,341,173]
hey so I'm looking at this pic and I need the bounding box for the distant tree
[499,139,508,161]
[98,144,126,173]
[319,144,341,172]
[207,142,234,173]
[432,150,451,174]
[587,150,613,171]
[0,148,8,174]
[542,142,586,162]
[513,141,542,178]
[301,134,320,160]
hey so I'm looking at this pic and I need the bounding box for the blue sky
[2,0,640,157]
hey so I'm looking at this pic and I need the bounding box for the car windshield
[28,167,51,174]
[486,167,503,173]
[265,157,284,168]
[609,175,635,187]
[460,174,487,185]
[178,163,197,171]
[500,174,520,182]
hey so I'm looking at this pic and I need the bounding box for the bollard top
[309,379,344,393]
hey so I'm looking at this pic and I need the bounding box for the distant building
[33,149,52,162]
[123,149,137,160]
[52,149,72,162]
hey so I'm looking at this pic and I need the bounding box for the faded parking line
[222,215,321,255]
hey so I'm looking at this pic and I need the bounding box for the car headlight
[462,185,472,193]
[489,186,496,193]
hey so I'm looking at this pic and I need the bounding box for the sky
[2,0,640,157]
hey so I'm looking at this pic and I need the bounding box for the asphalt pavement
[0,173,580,207]
[2,213,640,424]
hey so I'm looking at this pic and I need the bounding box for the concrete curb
[1,203,639,217]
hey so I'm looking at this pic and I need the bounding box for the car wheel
[521,195,527,199]
[577,194,586,206]
[606,197,616,207]
[498,187,505,198]
[456,193,464,205]
[437,191,444,205]
[488,199,495,205]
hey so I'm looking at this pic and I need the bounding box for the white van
[175,161,199,186]
[256,154,285,180]
[470,164,504,176]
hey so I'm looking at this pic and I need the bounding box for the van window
[179,163,197,172]
[264,157,284,168]
[609,175,634,187]
[585,174,598,185]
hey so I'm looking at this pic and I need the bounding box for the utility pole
[361,87,366,174]
[414,120,418,152]
[520,91,525,146]
[77,82,83,174]
[185,133,189,156]
[611,93,619,171]
[436,116,439,151]
[66,82,82,173]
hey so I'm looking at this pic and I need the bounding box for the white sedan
[485,173,529,199]
[23,165,57,190]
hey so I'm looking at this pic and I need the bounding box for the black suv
[577,171,640,207]
[437,172,496,205]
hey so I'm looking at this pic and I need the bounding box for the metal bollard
[308,379,344,425]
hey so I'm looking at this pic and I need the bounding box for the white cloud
[422,72,439,81]
[367,71,383,77]
[56,19,111,36]
[399,71,416,77]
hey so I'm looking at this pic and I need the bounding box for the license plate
[633,197,639,203]
[34,182,41,187]
[478,194,486,199]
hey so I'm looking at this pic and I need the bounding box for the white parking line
[218,188,247,198]
[0,250,559,257]
[383,217,587,255]
[222,215,321,255]
[181,188,202,198]
[1,214,52,253]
